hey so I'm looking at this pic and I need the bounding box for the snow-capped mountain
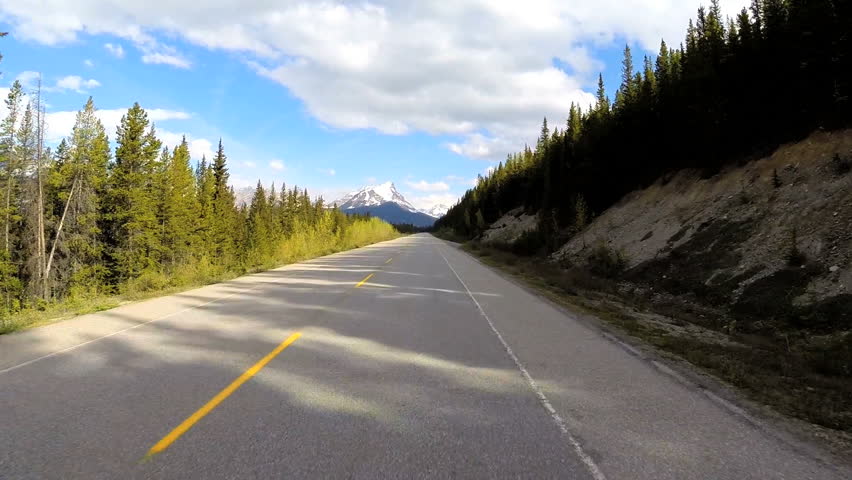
[424,204,450,218]
[334,182,438,227]
[335,182,418,213]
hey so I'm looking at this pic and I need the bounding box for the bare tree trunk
[45,176,77,290]
[30,75,47,300]
[4,173,10,253]
[35,76,47,299]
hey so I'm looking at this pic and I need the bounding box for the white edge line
[436,244,607,480]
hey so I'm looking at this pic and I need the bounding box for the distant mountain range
[233,181,448,227]
[334,182,443,227]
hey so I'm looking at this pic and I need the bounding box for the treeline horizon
[437,0,851,243]
[0,87,397,321]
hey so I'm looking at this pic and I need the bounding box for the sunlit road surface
[0,234,847,479]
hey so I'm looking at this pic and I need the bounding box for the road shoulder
[433,234,852,472]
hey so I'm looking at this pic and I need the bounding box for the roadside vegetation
[0,81,398,334]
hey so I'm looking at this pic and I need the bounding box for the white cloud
[15,71,41,90]
[104,43,125,58]
[141,52,190,69]
[41,106,191,143]
[84,59,94,67]
[106,36,190,68]
[317,168,336,176]
[365,176,377,184]
[15,72,101,94]
[409,193,461,212]
[445,175,477,187]
[147,109,191,121]
[54,75,101,93]
[0,0,750,160]
[0,86,209,162]
[405,180,449,192]
[158,131,215,160]
[269,160,285,171]
[242,161,257,168]
[187,137,215,160]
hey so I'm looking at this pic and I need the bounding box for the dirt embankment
[556,129,851,323]
[479,207,538,245]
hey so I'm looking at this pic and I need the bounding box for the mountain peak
[335,181,417,213]
[334,181,438,227]
[426,204,450,218]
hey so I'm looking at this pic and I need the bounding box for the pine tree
[641,56,656,100]
[0,81,23,312]
[567,103,582,142]
[595,74,610,116]
[106,103,162,281]
[161,137,200,265]
[736,8,753,49]
[763,0,788,42]
[195,155,215,254]
[617,45,636,108]
[750,0,763,35]
[267,182,280,240]
[655,40,671,87]
[14,102,36,264]
[536,117,550,153]
[211,139,237,260]
[0,81,23,255]
[247,181,271,263]
[705,0,726,53]
[280,184,294,236]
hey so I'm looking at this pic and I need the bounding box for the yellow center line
[144,332,302,460]
[355,273,374,287]
[385,257,393,264]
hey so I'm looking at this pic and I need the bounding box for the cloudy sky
[0,0,748,210]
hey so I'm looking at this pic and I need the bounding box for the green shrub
[510,229,546,256]
[123,270,171,295]
[587,243,628,278]
[831,153,850,176]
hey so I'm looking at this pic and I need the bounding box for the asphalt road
[0,233,846,479]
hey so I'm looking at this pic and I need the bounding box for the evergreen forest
[437,0,851,242]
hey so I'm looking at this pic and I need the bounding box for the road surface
[0,234,846,479]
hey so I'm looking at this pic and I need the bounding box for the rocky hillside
[553,129,851,330]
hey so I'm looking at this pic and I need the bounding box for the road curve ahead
[0,233,846,479]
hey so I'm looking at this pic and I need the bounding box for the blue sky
[0,1,748,210]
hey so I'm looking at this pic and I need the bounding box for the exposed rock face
[552,129,852,323]
[480,208,538,245]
